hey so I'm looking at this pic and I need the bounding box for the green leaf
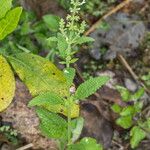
[146,118,150,129]
[134,102,143,113]
[8,53,69,97]
[130,88,145,101]
[36,108,67,139]
[116,86,131,102]
[46,37,58,49]
[28,92,79,118]
[28,92,64,107]
[74,76,110,100]
[76,36,94,45]
[120,106,135,116]
[138,118,150,132]
[68,137,103,150]
[0,55,15,112]
[57,33,68,58]
[34,33,48,48]
[71,117,84,143]
[141,73,150,86]
[20,21,34,35]
[98,21,110,31]
[0,0,12,19]
[116,116,133,129]
[111,104,122,113]
[0,7,22,40]
[69,58,79,64]
[47,37,58,42]
[64,67,76,87]
[142,73,150,81]
[130,126,146,149]
[43,14,60,32]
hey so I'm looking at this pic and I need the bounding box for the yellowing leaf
[0,7,22,40]
[44,103,79,118]
[28,92,79,118]
[8,53,69,97]
[60,102,79,118]
[0,55,15,112]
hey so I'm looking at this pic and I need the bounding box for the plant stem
[65,43,71,68]
[67,98,72,146]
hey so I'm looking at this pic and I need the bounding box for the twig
[16,143,33,150]
[84,0,133,35]
[117,54,150,94]
[74,64,84,81]
[118,54,139,81]
[112,139,125,150]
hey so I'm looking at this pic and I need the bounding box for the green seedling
[0,125,18,145]
[112,86,150,149]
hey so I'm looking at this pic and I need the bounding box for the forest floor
[0,0,150,150]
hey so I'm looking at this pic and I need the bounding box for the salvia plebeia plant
[0,0,108,149]
[111,86,150,149]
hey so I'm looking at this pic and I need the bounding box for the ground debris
[0,79,57,150]
[90,12,146,60]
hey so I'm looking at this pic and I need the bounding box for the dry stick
[118,54,139,81]
[112,140,125,150]
[84,0,133,36]
[74,64,84,82]
[84,0,149,93]
[118,54,150,93]
[80,0,136,103]
[16,143,33,150]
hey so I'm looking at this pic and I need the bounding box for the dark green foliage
[36,108,68,139]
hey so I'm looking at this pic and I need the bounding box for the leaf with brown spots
[8,53,69,97]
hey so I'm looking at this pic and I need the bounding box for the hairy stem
[67,98,72,146]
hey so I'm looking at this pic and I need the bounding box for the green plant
[27,0,109,149]
[111,86,150,149]
[47,0,94,67]
[0,125,18,145]
[141,72,150,87]
[0,0,109,149]
[0,8,62,61]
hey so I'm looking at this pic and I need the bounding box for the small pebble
[124,78,137,92]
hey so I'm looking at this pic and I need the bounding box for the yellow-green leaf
[130,126,146,148]
[0,0,12,19]
[0,7,22,40]
[0,55,15,112]
[28,92,79,118]
[8,53,69,97]
[45,102,79,118]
